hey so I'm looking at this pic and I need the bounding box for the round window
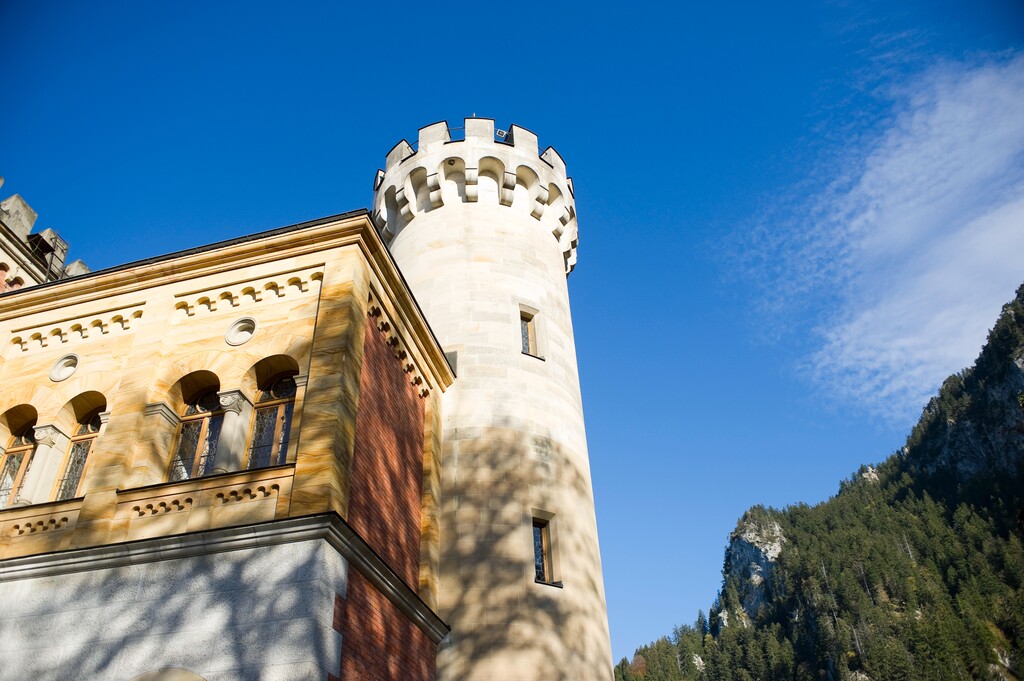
[225,317,257,346]
[49,354,80,382]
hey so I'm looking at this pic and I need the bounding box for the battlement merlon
[372,118,580,275]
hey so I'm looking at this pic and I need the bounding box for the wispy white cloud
[748,54,1024,423]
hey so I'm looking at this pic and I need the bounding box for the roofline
[0,206,456,381]
[0,208,370,299]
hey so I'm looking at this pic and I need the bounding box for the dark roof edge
[0,208,371,299]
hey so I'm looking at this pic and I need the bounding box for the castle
[0,119,612,681]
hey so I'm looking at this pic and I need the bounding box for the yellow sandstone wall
[0,214,452,607]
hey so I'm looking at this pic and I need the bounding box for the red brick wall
[331,569,437,681]
[349,315,426,587]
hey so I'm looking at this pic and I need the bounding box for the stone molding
[144,402,180,427]
[0,513,451,644]
[10,305,144,354]
[172,266,323,319]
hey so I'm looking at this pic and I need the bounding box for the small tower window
[0,425,36,508]
[521,311,538,356]
[533,518,552,583]
[54,411,102,501]
[169,390,224,481]
[247,375,297,469]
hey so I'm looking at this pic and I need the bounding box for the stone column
[18,424,70,504]
[217,390,253,473]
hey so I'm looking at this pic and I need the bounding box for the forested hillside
[616,284,1024,681]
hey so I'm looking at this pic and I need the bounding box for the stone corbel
[464,167,479,202]
[532,185,549,220]
[396,186,413,223]
[427,172,444,209]
[499,171,516,207]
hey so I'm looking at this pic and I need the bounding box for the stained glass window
[521,312,537,356]
[1,425,35,509]
[169,390,224,481]
[533,518,551,583]
[54,412,103,501]
[247,376,296,469]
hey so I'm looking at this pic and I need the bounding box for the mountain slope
[616,283,1024,681]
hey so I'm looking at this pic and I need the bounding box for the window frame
[532,517,551,582]
[245,374,297,470]
[518,303,543,360]
[532,516,563,588]
[167,390,225,481]
[1,426,36,509]
[52,410,103,501]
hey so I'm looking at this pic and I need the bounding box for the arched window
[54,410,102,501]
[169,390,224,481]
[1,424,36,509]
[247,375,296,469]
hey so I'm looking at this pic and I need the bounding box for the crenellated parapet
[371,118,580,274]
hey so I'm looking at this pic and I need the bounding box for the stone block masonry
[0,536,345,681]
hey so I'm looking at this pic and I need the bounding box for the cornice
[359,231,456,392]
[0,513,451,643]
[143,402,180,426]
[0,211,454,392]
[0,213,374,321]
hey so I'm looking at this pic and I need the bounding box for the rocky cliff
[721,510,786,622]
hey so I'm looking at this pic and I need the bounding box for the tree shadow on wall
[437,421,611,681]
[1,535,338,681]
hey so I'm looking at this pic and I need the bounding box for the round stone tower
[372,118,612,681]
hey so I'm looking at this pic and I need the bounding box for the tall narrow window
[247,375,296,469]
[533,518,552,583]
[54,411,102,501]
[0,426,36,509]
[521,311,538,356]
[169,390,224,481]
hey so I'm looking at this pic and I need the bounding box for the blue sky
[3,0,1023,664]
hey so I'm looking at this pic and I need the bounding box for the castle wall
[0,214,454,679]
